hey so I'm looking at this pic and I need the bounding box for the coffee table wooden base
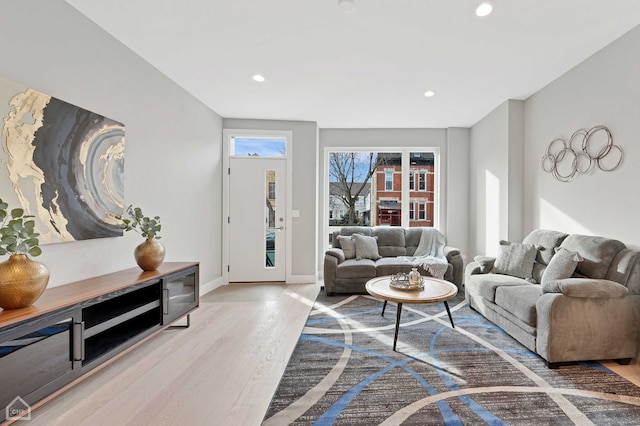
[366,276,458,351]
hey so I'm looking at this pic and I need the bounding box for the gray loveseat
[323,226,463,296]
[465,229,640,368]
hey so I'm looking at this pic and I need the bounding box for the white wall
[222,118,318,280]
[318,128,470,270]
[469,100,524,257]
[0,1,224,289]
[524,24,640,248]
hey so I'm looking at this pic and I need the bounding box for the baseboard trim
[200,276,226,296]
[286,274,317,284]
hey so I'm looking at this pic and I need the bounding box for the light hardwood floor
[24,281,640,425]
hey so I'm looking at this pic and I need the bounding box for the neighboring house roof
[329,182,370,198]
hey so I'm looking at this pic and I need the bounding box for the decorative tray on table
[389,272,424,291]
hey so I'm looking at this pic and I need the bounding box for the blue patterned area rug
[262,292,640,425]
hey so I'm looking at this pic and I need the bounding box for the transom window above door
[231,136,287,157]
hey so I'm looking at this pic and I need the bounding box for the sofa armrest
[444,246,463,287]
[444,246,460,258]
[325,248,346,264]
[465,261,482,277]
[542,278,629,298]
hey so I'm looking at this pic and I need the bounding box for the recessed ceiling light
[338,0,356,13]
[251,74,265,82]
[424,90,435,97]
[475,1,495,17]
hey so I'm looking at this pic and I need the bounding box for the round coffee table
[365,276,458,351]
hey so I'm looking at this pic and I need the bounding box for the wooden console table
[0,262,199,422]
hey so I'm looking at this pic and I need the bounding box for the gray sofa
[323,226,463,296]
[465,229,640,368]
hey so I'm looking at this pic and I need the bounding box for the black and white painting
[0,75,125,243]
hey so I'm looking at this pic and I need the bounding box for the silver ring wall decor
[541,125,623,182]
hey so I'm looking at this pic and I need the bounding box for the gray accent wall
[0,1,224,288]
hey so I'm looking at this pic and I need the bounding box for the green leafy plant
[116,205,162,240]
[0,198,42,257]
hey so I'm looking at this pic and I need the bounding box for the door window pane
[265,169,276,267]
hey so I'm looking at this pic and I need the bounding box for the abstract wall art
[0,75,125,244]
[541,125,623,182]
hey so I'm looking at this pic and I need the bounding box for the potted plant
[116,205,165,271]
[0,198,49,309]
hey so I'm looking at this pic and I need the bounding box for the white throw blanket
[399,228,449,279]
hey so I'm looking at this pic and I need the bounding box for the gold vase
[0,254,50,310]
[134,239,166,271]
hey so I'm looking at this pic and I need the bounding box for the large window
[327,150,437,244]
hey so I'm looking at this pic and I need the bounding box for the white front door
[229,157,286,282]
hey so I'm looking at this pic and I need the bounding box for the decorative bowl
[389,272,424,291]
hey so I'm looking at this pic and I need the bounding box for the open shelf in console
[81,280,162,366]
[83,281,161,337]
[83,309,161,365]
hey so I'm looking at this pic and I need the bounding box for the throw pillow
[352,234,381,261]
[540,247,584,286]
[336,235,356,259]
[493,240,537,280]
[474,255,496,273]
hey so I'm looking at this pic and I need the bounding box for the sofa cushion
[373,227,407,257]
[522,229,568,265]
[467,273,531,302]
[375,257,413,276]
[336,235,356,259]
[353,234,382,261]
[542,278,629,298]
[541,247,583,285]
[560,235,625,279]
[493,240,537,280]
[495,285,541,327]
[336,259,376,279]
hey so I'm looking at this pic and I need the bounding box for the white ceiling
[65,0,640,129]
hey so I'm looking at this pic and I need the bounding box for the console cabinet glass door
[0,311,75,410]
[162,267,198,324]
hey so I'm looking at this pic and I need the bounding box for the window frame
[324,147,440,249]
